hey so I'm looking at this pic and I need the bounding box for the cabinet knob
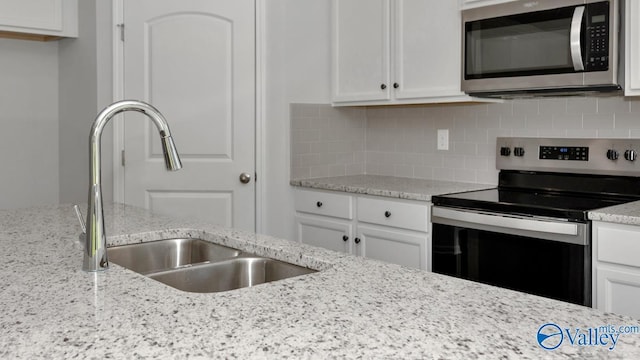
[380,84,387,90]
[342,235,349,242]
[393,83,399,89]
[354,237,361,244]
[316,201,323,208]
[384,211,391,218]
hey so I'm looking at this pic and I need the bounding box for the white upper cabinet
[626,0,640,95]
[332,0,482,106]
[0,0,77,40]
[332,0,391,103]
[461,0,517,10]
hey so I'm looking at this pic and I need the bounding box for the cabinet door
[394,0,465,99]
[332,0,391,102]
[0,0,77,37]
[295,215,353,254]
[596,265,640,319]
[461,0,517,10]
[357,225,427,270]
[626,0,640,95]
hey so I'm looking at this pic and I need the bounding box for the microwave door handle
[570,6,585,71]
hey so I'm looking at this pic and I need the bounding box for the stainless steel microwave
[462,0,622,97]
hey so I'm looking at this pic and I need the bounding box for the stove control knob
[513,147,526,157]
[606,149,619,160]
[499,147,511,156]
[625,149,637,162]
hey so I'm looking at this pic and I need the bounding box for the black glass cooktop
[432,188,632,222]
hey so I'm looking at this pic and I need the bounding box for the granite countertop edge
[588,199,640,226]
[290,174,495,202]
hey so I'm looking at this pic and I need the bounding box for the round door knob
[342,235,349,242]
[380,84,387,90]
[393,83,399,89]
[625,150,637,162]
[606,149,619,160]
[239,172,252,184]
[316,201,323,208]
[354,237,361,244]
[384,211,391,218]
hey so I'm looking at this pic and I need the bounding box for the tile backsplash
[290,96,640,185]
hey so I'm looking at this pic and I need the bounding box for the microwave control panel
[585,1,610,71]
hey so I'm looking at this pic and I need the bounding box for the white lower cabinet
[592,221,640,319]
[596,265,640,319]
[356,225,426,270]
[294,188,430,270]
[295,215,353,254]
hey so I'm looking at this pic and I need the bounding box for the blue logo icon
[537,323,564,350]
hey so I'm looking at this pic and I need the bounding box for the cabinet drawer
[357,197,429,232]
[294,189,353,219]
[597,224,640,268]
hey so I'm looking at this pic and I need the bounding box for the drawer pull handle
[316,201,323,208]
[342,235,349,242]
[384,211,391,218]
[354,237,361,244]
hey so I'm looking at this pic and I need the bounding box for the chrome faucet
[81,100,182,272]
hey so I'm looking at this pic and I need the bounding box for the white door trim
[255,0,266,233]
[112,0,124,204]
[111,0,265,233]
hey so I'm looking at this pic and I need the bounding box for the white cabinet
[0,0,77,40]
[294,188,431,270]
[332,0,390,103]
[461,0,517,10]
[294,189,355,254]
[625,0,640,95]
[592,221,640,319]
[332,0,480,106]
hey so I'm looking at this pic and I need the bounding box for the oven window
[465,7,576,79]
[432,223,590,306]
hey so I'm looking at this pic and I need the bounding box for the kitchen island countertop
[1,204,639,359]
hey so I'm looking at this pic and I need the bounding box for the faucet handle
[73,204,86,234]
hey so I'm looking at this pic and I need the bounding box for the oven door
[432,206,591,306]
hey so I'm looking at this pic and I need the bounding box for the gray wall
[58,0,113,205]
[0,38,59,210]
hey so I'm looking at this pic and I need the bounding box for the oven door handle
[570,5,585,71]
[432,207,578,236]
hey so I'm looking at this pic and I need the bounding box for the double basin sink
[107,238,316,293]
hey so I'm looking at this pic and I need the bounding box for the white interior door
[122,0,255,231]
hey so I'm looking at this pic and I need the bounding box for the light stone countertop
[2,204,640,359]
[290,175,494,201]
[589,200,640,226]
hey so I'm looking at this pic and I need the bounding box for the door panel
[123,0,255,231]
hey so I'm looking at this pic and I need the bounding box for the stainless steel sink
[107,238,241,275]
[107,238,317,292]
[148,256,317,293]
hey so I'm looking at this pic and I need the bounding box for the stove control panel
[496,138,640,176]
[539,146,588,161]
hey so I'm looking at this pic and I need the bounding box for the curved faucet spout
[83,100,182,272]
